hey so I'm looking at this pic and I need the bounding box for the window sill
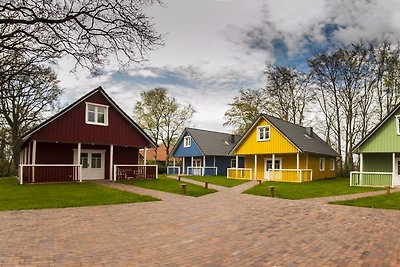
[86,121,108,127]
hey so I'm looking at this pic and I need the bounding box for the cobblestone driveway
[0,180,399,266]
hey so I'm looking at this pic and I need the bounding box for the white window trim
[319,158,325,172]
[230,158,237,168]
[85,102,109,126]
[396,115,400,135]
[330,158,335,171]
[257,126,270,141]
[265,158,282,169]
[183,136,191,148]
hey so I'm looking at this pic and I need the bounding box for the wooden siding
[173,132,203,157]
[358,109,400,153]
[235,118,298,155]
[36,142,75,164]
[363,153,392,172]
[307,154,336,179]
[31,91,151,147]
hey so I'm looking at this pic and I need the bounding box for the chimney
[230,134,235,143]
[305,127,313,138]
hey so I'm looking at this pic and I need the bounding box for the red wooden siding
[36,142,75,164]
[31,91,151,147]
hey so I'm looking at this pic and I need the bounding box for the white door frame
[74,149,106,180]
[395,158,400,185]
[192,158,202,175]
[264,158,282,180]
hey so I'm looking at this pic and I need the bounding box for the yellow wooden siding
[307,154,336,179]
[235,119,298,155]
[244,153,336,180]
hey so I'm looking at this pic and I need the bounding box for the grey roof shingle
[261,114,339,157]
[185,128,242,156]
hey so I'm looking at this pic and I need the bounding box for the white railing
[186,166,218,176]
[167,166,181,175]
[227,168,252,180]
[19,164,82,184]
[268,169,313,183]
[113,165,158,181]
[350,171,393,187]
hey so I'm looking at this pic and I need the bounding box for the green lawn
[331,192,400,210]
[118,174,217,197]
[244,178,383,200]
[182,175,249,187]
[0,177,158,211]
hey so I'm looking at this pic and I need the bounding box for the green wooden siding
[363,153,392,172]
[358,109,400,153]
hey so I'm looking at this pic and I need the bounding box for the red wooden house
[18,86,157,184]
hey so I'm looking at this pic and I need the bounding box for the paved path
[1,180,400,266]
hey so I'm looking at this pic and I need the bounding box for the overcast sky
[55,0,400,132]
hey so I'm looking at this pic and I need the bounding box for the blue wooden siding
[181,155,244,176]
[214,156,244,176]
[173,132,203,157]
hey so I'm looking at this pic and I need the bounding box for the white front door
[264,159,281,180]
[74,149,105,180]
[193,158,202,175]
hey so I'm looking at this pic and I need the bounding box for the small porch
[229,152,313,182]
[167,156,219,176]
[19,140,157,184]
[351,152,400,187]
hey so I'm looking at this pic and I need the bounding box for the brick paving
[1,180,400,266]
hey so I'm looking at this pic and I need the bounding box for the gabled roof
[231,114,339,157]
[352,102,400,153]
[20,86,157,147]
[172,128,242,156]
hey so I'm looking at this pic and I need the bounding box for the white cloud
[53,0,400,134]
[127,69,159,78]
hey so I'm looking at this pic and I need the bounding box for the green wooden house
[352,103,400,187]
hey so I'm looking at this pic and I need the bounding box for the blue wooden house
[169,128,245,176]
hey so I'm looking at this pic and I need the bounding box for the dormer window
[86,102,108,126]
[184,136,191,147]
[257,126,270,141]
[396,115,400,135]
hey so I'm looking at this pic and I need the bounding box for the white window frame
[330,158,335,171]
[257,126,270,141]
[183,136,191,148]
[230,158,237,168]
[85,102,109,126]
[396,115,400,135]
[319,158,325,172]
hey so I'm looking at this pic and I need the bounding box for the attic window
[396,115,400,135]
[86,102,108,126]
[184,136,191,147]
[257,126,270,141]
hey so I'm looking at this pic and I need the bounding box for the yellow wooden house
[228,114,338,182]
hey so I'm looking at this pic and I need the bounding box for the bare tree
[0,0,163,72]
[0,59,60,170]
[264,65,312,125]
[308,50,344,172]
